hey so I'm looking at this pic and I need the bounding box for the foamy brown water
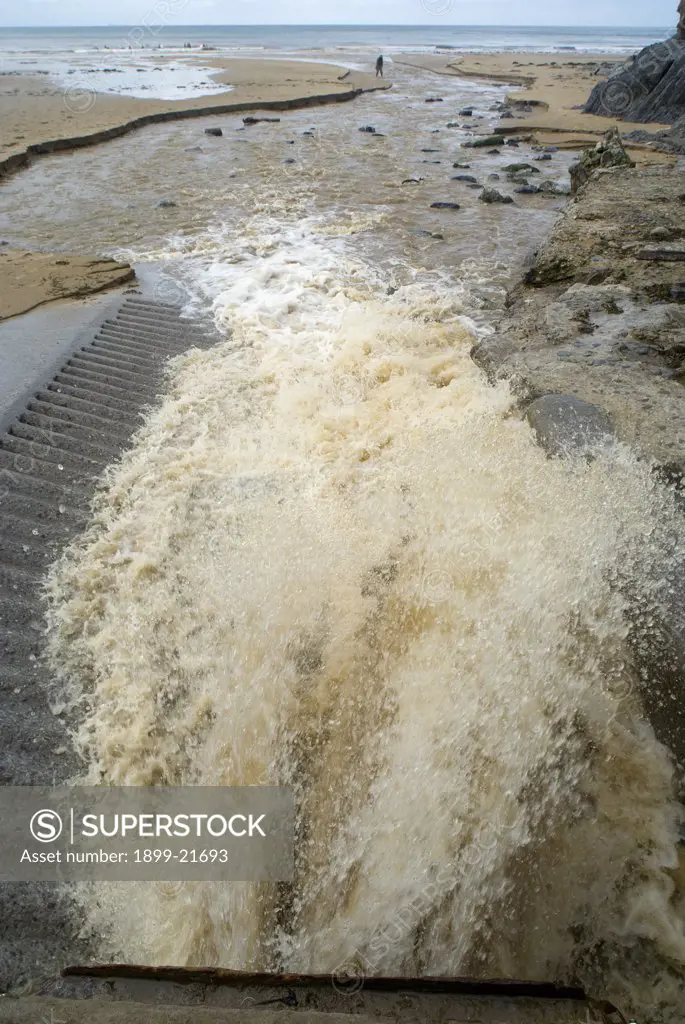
[24,58,685,1023]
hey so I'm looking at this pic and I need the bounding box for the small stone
[430,202,461,210]
[157,199,177,208]
[204,127,222,136]
[451,174,478,183]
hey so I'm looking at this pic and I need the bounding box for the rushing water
[6,56,682,1023]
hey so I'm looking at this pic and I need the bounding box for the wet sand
[395,52,675,157]
[0,59,382,166]
[0,248,134,320]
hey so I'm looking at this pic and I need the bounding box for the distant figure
[376,55,384,78]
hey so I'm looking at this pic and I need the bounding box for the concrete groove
[75,345,163,374]
[46,379,144,415]
[66,355,158,388]
[27,400,135,439]
[10,421,118,464]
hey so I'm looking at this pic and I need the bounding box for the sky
[0,0,675,28]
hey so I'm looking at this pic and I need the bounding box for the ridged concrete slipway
[0,294,218,784]
[0,294,217,991]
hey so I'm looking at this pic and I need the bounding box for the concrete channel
[0,291,217,991]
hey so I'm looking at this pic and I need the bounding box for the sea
[3,22,685,1024]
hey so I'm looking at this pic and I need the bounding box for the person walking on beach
[376,55,384,78]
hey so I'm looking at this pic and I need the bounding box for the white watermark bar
[0,787,294,882]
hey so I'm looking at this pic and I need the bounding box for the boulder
[430,202,461,210]
[157,199,177,208]
[524,393,614,457]
[204,127,222,137]
[452,174,478,183]
[480,187,514,204]
[459,107,474,116]
[569,128,634,194]
[584,35,685,124]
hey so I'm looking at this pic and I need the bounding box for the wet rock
[430,202,461,210]
[488,149,501,155]
[487,173,501,180]
[204,127,222,136]
[453,162,471,169]
[516,184,542,194]
[505,140,520,147]
[508,174,531,185]
[524,394,614,457]
[502,162,540,174]
[283,158,296,164]
[535,153,553,161]
[421,148,440,152]
[402,178,424,184]
[463,135,505,149]
[584,36,685,124]
[500,109,515,119]
[157,199,177,208]
[446,121,460,128]
[243,116,280,125]
[569,127,634,194]
[422,160,441,164]
[452,174,478,183]
[637,245,685,261]
[650,226,674,240]
[425,97,444,102]
[539,180,572,196]
[480,187,514,204]
[459,107,474,116]
[359,125,377,133]
[184,146,203,152]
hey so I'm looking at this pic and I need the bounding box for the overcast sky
[0,0,675,28]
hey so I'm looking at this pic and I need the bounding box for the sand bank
[0,248,134,320]
[395,53,676,159]
[0,59,384,178]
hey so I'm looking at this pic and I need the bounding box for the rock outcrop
[569,128,634,194]
[679,0,685,39]
[584,35,685,124]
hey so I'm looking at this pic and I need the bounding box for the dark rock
[425,97,444,102]
[421,148,440,152]
[459,107,474,116]
[446,121,460,128]
[488,149,501,155]
[452,174,478,183]
[184,146,203,152]
[500,109,515,119]
[359,125,376,133]
[487,173,501,180]
[204,127,222,136]
[516,184,541,194]
[583,37,685,124]
[480,187,514,204]
[402,178,424,184]
[637,246,685,261]
[422,160,441,164]
[505,140,520,147]
[463,135,505,149]
[243,116,280,125]
[283,158,296,164]
[524,394,614,457]
[430,202,461,210]
[570,128,634,194]
[502,163,540,174]
[157,199,177,207]
[452,162,471,168]
[535,153,553,161]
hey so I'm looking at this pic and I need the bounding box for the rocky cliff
[584,35,685,124]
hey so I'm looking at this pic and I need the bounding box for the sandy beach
[0,59,382,167]
[395,52,676,156]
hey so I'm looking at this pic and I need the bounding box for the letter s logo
[30,809,63,843]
